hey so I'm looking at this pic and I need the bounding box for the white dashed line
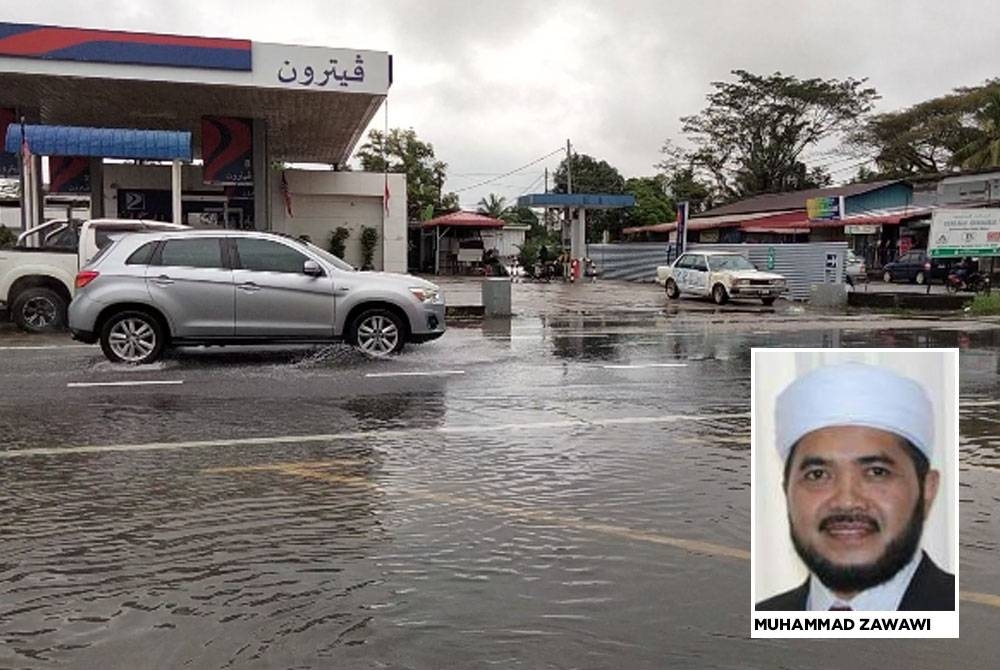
[0,345,93,351]
[365,370,466,378]
[66,380,185,388]
[601,363,688,370]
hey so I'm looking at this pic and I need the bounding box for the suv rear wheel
[11,287,67,333]
[349,308,406,357]
[100,310,166,364]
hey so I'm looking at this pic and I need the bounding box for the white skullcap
[775,362,934,462]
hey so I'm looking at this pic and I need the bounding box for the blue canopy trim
[5,124,192,161]
[517,193,636,209]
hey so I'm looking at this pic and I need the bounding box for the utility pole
[565,139,572,255]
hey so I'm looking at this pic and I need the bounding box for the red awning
[421,211,507,229]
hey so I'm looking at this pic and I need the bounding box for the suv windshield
[708,255,756,271]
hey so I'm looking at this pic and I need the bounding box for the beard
[789,494,925,595]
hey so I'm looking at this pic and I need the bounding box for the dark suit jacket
[755,552,955,611]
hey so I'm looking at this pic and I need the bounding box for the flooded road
[1,311,998,668]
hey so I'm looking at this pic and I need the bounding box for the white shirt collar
[806,551,923,611]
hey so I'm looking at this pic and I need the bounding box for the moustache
[819,512,880,533]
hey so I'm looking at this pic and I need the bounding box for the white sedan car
[655,251,787,305]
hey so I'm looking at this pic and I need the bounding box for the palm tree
[477,193,508,219]
[953,90,1000,170]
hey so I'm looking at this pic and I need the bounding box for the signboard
[928,208,1000,258]
[844,224,879,235]
[49,156,90,193]
[202,116,253,185]
[117,189,172,220]
[806,195,844,221]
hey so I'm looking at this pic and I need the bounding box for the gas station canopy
[0,22,392,165]
[517,193,636,209]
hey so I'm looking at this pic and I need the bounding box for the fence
[588,242,848,301]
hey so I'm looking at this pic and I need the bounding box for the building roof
[420,211,507,229]
[693,180,905,218]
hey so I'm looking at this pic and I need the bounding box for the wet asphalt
[0,282,998,669]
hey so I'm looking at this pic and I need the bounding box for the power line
[451,147,565,194]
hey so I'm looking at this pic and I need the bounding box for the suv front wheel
[100,310,166,364]
[349,308,406,357]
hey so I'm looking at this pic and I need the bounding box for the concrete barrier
[482,278,512,317]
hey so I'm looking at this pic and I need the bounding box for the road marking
[962,400,1000,408]
[0,344,92,351]
[365,370,466,378]
[204,462,1000,610]
[66,380,185,388]
[0,412,748,459]
[601,363,688,370]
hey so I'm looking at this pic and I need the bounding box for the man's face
[785,426,939,596]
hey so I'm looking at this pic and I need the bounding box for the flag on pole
[280,170,293,217]
[19,120,30,178]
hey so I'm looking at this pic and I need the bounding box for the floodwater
[0,316,998,668]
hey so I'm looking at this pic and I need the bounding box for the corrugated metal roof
[421,211,507,229]
[693,180,904,218]
[5,124,192,160]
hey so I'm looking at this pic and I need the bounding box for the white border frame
[750,347,960,638]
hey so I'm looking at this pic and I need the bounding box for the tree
[660,166,714,213]
[848,90,979,176]
[328,226,350,259]
[477,193,508,219]
[952,88,1000,170]
[553,153,627,241]
[621,176,673,229]
[355,128,459,221]
[360,226,378,270]
[664,70,879,201]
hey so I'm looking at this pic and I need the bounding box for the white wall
[751,348,958,604]
[270,170,407,272]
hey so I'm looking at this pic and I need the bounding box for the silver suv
[68,230,446,364]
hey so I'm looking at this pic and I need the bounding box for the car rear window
[126,241,158,266]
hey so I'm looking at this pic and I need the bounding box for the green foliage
[553,153,627,241]
[477,193,508,219]
[0,225,15,249]
[355,128,459,221]
[360,226,378,270]
[851,80,1000,176]
[952,88,1000,170]
[665,70,879,201]
[622,176,673,229]
[328,226,350,259]
[969,292,1000,315]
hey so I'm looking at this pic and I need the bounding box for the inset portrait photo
[751,348,958,638]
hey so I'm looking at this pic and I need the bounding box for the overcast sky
[9,1,1000,208]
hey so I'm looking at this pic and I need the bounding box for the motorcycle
[945,269,989,293]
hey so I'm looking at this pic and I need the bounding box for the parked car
[655,251,787,305]
[845,249,867,286]
[69,230,446,364]
[0,218,188,332]
[881,249,953,284]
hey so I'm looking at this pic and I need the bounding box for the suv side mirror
[303,260,324,276]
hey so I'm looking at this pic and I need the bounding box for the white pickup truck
[0,219,187,332]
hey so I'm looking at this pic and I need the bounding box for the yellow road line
[205,459,1000,610]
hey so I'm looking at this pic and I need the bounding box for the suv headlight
[409,287,441,303]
